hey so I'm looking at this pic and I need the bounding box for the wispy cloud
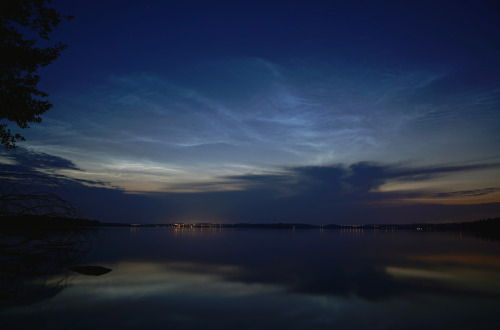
[2,148,499,223]
[433,188,500,198]
[150,160,500,223]
[1,147,80,172]
[18,56,500,195]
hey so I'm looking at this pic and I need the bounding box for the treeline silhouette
[2,214,499,233]
[93,217,500,235]
[0,214,100,230]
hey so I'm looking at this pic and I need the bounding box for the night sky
[2,0,500,224]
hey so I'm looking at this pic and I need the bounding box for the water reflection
[386,253,500,296]
[2,228,500,329]
[67,261,283,299]
[0,226,97,307]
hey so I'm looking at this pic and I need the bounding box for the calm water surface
[2,227,500,329]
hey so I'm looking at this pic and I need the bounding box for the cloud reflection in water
[66,261,284,299]
[2,229,500,329]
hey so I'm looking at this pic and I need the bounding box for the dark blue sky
[2,0,500,223]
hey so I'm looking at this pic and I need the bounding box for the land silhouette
[2,213,498,235]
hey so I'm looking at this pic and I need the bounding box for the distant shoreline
[100,218,500,233]
[1,215,499,234]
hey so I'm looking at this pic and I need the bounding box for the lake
[1,227,500,329]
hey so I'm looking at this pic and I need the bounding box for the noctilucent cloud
[2,0,500,224]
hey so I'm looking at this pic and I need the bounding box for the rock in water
[69,265,112,276]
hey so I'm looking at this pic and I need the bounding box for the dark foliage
[0,0,72,148]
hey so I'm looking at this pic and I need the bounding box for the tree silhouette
[0,0,72,148]
[0,172,81,218]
